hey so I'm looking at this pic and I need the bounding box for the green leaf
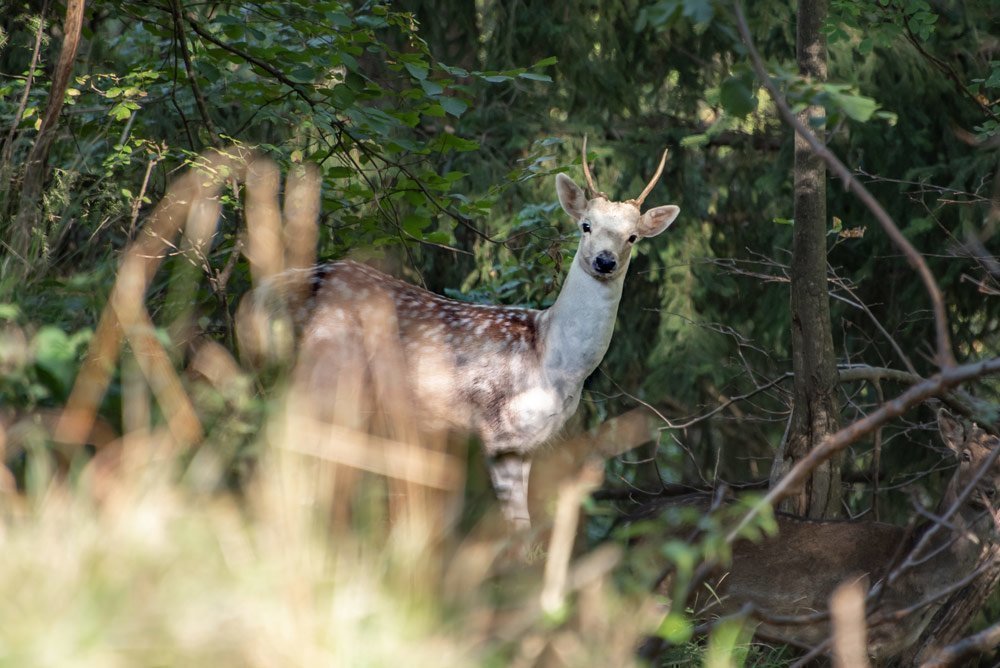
[109,103,133,121]
[328,11,351,27]
[719,76,755,117]
[422,103,446,118]
[32,326,88,398]
[327,166,353,178]
[682,0,713,25]
[0,303,21,321]
[532,56,558,67]
[518,72,552,82]
[657,612,693,644]
[430,133,479,152]
[830,91,878,121]
[424,230,452,245]
[402,213,431,236]
[438,96,468,117]
[439,64,469,77]
[680,133,709,147]
[404,61,428,80]
[419,79,444,95]
[985,66,1000,89]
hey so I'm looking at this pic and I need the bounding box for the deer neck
[539,248,626,391]
[916,497,991,569]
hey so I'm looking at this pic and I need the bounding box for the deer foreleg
[487,452,532,530]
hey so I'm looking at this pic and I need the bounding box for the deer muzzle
[592,250,617,275]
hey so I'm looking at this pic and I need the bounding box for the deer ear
[938,408,966,454]
[556,173,587,220]
[637,205,680,238]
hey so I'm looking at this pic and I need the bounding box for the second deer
[646,409,1000,660]
[269,139,680,529]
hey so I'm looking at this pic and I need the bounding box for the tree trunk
[774,0,843,518]
[9,0,85,268]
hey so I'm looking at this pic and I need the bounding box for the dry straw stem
[732,1,955,369]
[55,146,300,444]
[830,580,871,668]
[541,461,605,614]
[279,415,464,491]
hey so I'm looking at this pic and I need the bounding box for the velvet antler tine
[633,147,669,207]
[581,135,603,199]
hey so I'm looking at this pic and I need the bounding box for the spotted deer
[278,140,680,529]
[648,409,1000,660]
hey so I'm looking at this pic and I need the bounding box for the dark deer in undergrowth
[646,409,999,661]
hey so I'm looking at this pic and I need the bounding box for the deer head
[938,408,1000,521]
[555,137,680,282]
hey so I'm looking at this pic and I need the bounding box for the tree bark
[775,0,843,518]
[9,0,85,267]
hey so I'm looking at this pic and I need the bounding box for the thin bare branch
[169,0,218,145]
[728,356,1000,543]
[921,617,1000,667]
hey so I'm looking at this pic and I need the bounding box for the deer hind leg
[487,451,532,530]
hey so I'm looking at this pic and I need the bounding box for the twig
[922,617,1000,667]
[1,1,49,169]
[827,264,917,375]
[732,1,956,368]
[169,0,218,145]
[128,156,158,238]
[900,22,1000,124]
[871,378,883,521]
[855,168,992,206]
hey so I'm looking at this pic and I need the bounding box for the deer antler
[630,147,669,209]
[581,135,607,200]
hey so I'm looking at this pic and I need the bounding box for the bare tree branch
[728,357,1000,543]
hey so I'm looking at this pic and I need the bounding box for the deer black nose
[593,251,617,274]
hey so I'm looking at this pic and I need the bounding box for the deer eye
[628,234,638,243]
[581,221,591,233]
[961,450,973,463]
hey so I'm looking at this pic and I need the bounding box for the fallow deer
[270,140,680,529]
[646,409,1000,660]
